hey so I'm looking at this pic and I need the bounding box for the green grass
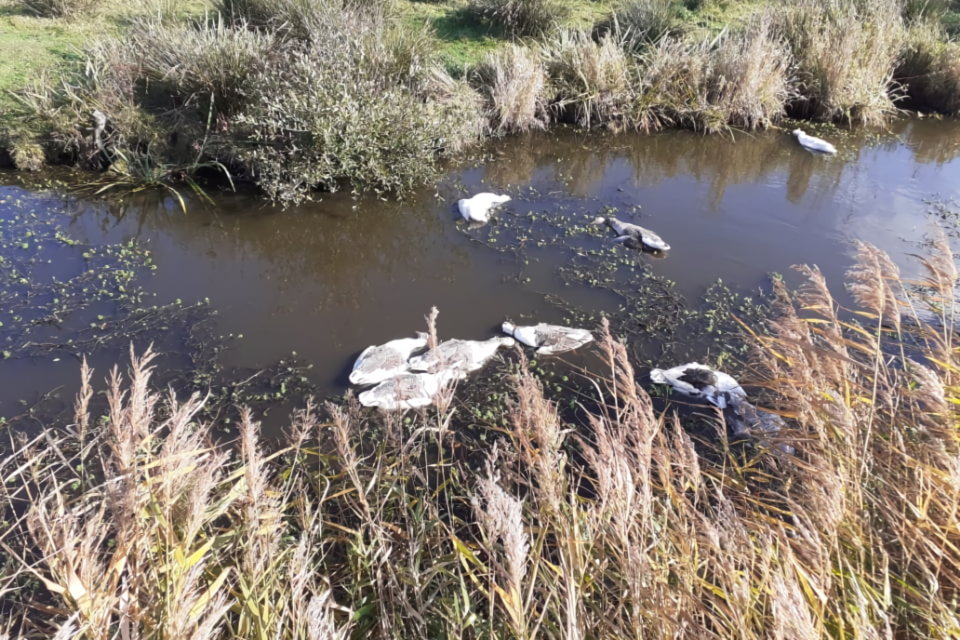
[0,0,773,104]
[0,3,92,109]
[0,0,211,114]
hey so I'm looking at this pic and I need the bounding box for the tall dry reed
[544,30,637,129]
[473,44,549,134]
[779,0,906,124]
[3,236,960,639]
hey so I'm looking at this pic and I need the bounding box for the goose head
[502,321,517,336]
[493,194,512,204]
[590,216,607,225]
[791,129,803,137]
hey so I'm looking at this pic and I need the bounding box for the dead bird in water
[349,332,429,386]
[408,336,516,378]
[502,321,593,355]
[650,362,746,409]
[724,393,795,456]
[591,216,670,252]
[358,369,460,410]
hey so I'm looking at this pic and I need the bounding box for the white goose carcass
[649,362,746,409]
[502,321,593,355]
[358,369,460,410]
[592,216,670,252]
[458,193,512,223]
[349,332,429,386]
[792,129,837,155]
[408,336,516,377]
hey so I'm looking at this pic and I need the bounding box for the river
[2,118,958,434]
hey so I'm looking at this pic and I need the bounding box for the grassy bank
[1,236,958,639]
[3,0,960,202]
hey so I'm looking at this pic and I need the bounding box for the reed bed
[9,0,960,194]
[473,43,549,134]
[2,235,959,639]
[779,0,906,125]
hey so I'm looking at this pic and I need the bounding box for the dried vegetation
[2,235,959,639]
[9,0,960,195]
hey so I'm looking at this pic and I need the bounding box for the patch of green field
[0,0,767,103]
[0,0,212,113]
[0,5,94,110]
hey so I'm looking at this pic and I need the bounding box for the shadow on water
[3,117,960,436]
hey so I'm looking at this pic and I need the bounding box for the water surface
[3,118,959,432]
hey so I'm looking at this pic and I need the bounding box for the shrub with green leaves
[229,41,483,203]
[900,19,960,113]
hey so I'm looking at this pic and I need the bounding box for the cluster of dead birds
[349,320,791,453]
[349,321,594,410]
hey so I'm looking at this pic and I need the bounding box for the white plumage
[458,193,512,223]
[502,321,594,355]
[792,129,837,155]
[349,332,429,386]
[358,369,460,410]
[649,362,746,409]
[408,336,515,376]
[592,216,670,252]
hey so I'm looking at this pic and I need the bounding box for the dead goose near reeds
[502,321,593,355]
[724,393,795,456]
[349,332,429,386]
[459,192,512,223]
[650,363,746,409]
[358,369,460,410]
[591,216,670,252]
[792,129,837,155]
[408,336,516,377]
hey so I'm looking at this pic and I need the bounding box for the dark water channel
[2,118,960,435]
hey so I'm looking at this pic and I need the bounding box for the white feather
[649,362,746,408]
[358,369,459,410]
[458,193,512,223]
[349,333,428,386]
[792,129,837,155]
[409,336,515,375]
[502,321,593,355]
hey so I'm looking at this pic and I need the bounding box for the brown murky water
[3,117,960,431]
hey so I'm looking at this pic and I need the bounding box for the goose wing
[651,363,712,397]
[636,226,670,251]
[350,345,412,386]
[797,132,837,154]
[534,325,594,355]
[358,372,445,410]
[349,336,427,386]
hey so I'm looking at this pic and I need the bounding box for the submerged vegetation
[2,231,959,638]
[5,0,960,201]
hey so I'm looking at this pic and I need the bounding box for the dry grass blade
[4,234,960,639]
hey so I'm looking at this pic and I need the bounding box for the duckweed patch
[0,187,319,429]
[462,193,776,376]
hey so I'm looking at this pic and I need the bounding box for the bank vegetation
[1,229,958,639]
[4,0,960,201]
